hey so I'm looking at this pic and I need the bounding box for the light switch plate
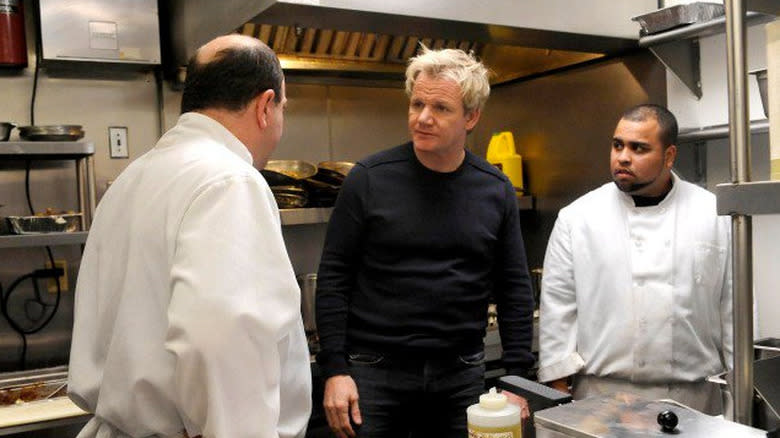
[109,126,129,159]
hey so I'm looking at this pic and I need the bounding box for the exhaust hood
[167,0,652,85]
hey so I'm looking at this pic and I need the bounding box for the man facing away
[538,104,732,414]
[68,34,312,438]
[315,45,536,438]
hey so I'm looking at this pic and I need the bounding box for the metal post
[724,0,754,425]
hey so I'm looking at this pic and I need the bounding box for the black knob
[657,410,678,433]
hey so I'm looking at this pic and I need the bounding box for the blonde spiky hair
[405,44,491,113]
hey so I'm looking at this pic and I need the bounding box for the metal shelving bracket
[716,180,780,215]
[649,38,702,99]
[638,9,775,99]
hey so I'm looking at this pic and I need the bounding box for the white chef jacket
[538,173,732,388]
[68,112,312,438]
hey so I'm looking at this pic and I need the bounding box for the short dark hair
[620,104,678,148]
[181,42,283,114]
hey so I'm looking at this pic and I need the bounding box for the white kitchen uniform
[68,112,311,438]
[538,173,732,414]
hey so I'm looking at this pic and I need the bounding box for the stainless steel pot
[0,122,15,141]
[297,273,317,332]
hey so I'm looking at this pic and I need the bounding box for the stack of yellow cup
[487,131,524,194]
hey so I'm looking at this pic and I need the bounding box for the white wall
[667,19,780,338]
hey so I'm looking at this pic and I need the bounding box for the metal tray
[6,213,83,234]
[632,2,725,36]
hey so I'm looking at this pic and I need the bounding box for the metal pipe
[724,0,754,425]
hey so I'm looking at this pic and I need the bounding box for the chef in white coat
[68,35,311,437]
[538,104,732,414]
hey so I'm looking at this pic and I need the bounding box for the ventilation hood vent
[167,0,647,85]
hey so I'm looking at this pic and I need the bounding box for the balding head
[181,34,284,114]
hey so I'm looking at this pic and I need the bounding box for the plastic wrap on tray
[6,213,83,234]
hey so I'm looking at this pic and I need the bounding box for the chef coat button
[638,359,645,367]
[638,280,645,287]
[665,240,671,247]
[695,275,702,284]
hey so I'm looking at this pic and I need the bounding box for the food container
[632,2,725,36]
[0,366,69,406]
[6,213,83,234]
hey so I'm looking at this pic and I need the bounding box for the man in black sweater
[315,45,535,438]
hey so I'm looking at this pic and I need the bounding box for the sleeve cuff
[315,350,349,379]
[537,352,585,383]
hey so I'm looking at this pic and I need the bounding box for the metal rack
[638,0,778,425]
[638,2,776,99]
[0,141,96,247]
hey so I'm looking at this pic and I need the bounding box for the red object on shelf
[0,0,28,68]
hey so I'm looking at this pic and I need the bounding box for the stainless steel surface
[534,393,767,437]
[0,141,94,157]
[279,207,333,226]
[678,119,769,142]
[167,0,637,85]
[298,273,317,332]
[632,2,725,35]
[724,0,754,424]
[38,0,160,65]
[637,11,773,99]
[0,232,89,249]
[0,123,14,142]
[749,69,768,118]
[716,180,780,215]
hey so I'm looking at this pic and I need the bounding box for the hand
[549,378,570,394]
[502,390,531,421]
[323,375,362,438]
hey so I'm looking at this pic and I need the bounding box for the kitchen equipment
[297,273,317,333]
[533,392,766,437]
[271,186,307,209]
[260,169,300,187]
[17,125,84,141]
[631,2,725,36]
[38,0,160,66]
[708,352,780,432]
[265,160,317,180]
[0,122,14,141]
[750,69,769,118]
[317,161,355,178]
[0,0,27,68]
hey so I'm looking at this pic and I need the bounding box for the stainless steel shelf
[637,9,775,99]
[638,11,773,46]
[280,208,333,226]
[0,232,89,249]
[0,141,95,158]
[716,180,780,215]
[679,119,769,143]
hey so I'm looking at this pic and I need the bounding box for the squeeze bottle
[467,387,522,437]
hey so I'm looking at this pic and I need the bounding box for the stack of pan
[261,160,355,209]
